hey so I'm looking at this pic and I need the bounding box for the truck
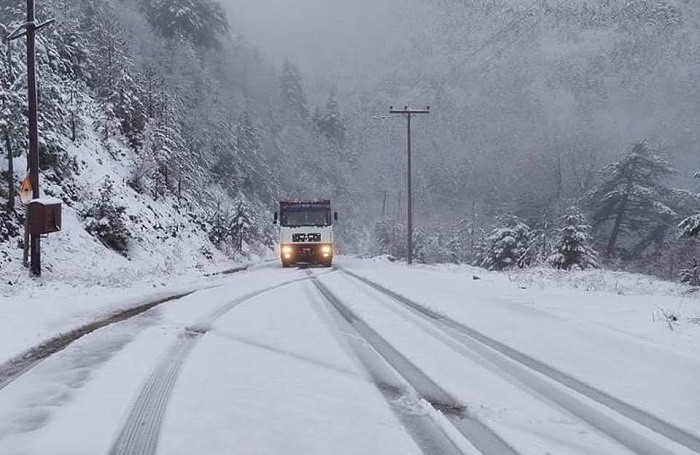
[274,200,338,267]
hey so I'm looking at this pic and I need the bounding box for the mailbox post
[28,198,62,235]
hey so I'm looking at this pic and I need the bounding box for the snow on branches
[83,177,130,256]
[679,214,700,238]
[479,215,533,271]
[549,207,599,270]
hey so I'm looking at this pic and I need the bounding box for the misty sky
[224,0,419,91]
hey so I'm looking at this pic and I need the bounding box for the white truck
[274,200,337,267]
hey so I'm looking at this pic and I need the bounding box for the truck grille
[292,233,322,242]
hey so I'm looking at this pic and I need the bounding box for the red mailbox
[28,198,62,235]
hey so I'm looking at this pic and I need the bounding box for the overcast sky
[224,0,422,93]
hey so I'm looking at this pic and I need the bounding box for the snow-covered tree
[280,60,308,121]
[315,89,345,145]
[83,177,130,255]
[0,33,25,211]
[679,171,700,238]
[480,215,533,271]
[680,215,700,238]
[371,217,406,259]
[680,259,699,287]
[229,201,252,253]
[142,0,228,48]
[589,142,679,257]
[549,207,599,270]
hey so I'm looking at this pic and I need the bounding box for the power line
[401,3,515,97]
[407,0,566,103]
[402,0,543,102]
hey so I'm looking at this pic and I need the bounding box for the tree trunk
[605,197,627,257]
[630,225,666,259]
[70,88,76,142]
[5,131,13,212]
[606,158,638,257]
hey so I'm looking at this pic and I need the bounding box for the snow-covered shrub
[653,308,681,331]
[680,259,699,287]
[83,177,130,256]
[679,215,700,238]
[230,201,253,253]
[549,207,599,270]
[480,215,533,271]
[371,217,406,259]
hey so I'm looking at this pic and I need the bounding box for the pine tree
[316,89,345,145]
[589,142,679,257]
[0,34,26,211]
[142,0,229,48]
[279,60,308,120]
[680,259,699,287]
[679,171,700,238]
[549,207,599,270]
[84,177,130,255]
[230,201,252,253]
[371,217,406,259]
[480,215,533,271]
[680,215,700,238]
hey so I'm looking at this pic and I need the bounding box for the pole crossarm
[389,106,431,115]
[7,23,31,41]
[7,18,55,41]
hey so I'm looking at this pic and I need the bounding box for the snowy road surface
[0,258,698,455]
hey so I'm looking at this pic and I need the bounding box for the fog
[220,0,700,270]
[224,0,424,95]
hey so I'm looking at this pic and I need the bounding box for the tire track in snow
[108,275,311,455]
[339,267,700,454]
[0,265,259,392]
[309,274,519,455]
[109,333,197,455]
[0,290,198,392]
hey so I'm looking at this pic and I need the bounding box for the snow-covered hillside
[1,0,365,288]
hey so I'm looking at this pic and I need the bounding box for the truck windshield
[281,209,331,227]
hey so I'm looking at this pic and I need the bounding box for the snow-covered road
[0,258,698,455]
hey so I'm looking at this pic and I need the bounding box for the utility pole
[8,0,55,277]
[389,105,429,265]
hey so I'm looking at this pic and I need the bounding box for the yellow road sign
[18,177,33,205]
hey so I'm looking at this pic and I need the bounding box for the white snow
[337,257,700,440]
[0,257,697,454]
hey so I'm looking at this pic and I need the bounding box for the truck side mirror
[333,211,338,222]
[273,212,278,225]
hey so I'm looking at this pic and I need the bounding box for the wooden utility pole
[8,0,54,277]
[389,105,429,265]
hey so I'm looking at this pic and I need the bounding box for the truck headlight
[281,245,293,254]
[321,245,332,254]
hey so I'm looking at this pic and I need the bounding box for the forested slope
[0,0,363,281]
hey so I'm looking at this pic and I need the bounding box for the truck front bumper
[280,243,333,264]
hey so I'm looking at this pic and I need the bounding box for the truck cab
[274,200,337,267]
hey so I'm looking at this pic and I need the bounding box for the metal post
[389,106,429,265]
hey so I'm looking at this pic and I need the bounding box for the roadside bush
[549,207,599,270]
[84,177,130,256]
[479,215,533,271]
